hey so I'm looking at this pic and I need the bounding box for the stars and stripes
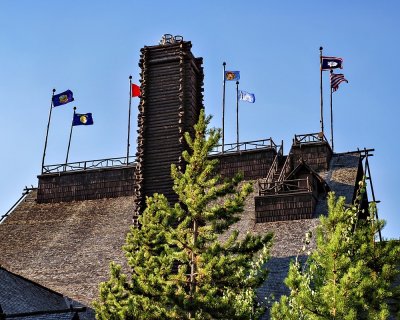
[330,73,348,92]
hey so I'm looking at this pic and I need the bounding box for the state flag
[238,90,255,103]
[321,56,343,70]
[73,113,94,126]
[224,71,240,81]
[53,90,74,107]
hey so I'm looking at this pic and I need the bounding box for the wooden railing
[210,138,278,155]
[277,146,293,182]
[294,132,328,144]
[42,156,136,174]
[260,143,283,190]
[259,178,311,195]
[0,187,36,223]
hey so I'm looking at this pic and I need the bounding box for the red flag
[131,84,141,97]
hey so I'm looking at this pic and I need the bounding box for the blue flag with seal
[321,56,343,70]
[53,90,74,107]
[224,70,240,81]
[73,113,93,126]
[238,90,255,103]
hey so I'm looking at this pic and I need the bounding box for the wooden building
[0,36,375,319]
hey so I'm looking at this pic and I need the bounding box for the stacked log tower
[134,36,204,217]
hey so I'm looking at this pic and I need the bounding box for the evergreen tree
[271,183,400,320]
[94,109,272,319]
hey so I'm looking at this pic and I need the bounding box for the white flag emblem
[239,90,255,103]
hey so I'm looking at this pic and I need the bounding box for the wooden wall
[134,41,203,214]
[291,141,332,172]
[255,192,316,223]
[37,165,136,203]
[210,148,276,181]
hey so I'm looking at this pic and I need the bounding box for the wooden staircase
[259,144,293,194]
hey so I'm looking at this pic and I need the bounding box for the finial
[319,46,323,51]
[223,62,226,66]
[129,75,132,80]
[73,106,76,110]
[52,88,56,93]
[236,80,239,85]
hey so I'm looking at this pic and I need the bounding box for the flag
[73,113,93,126]
[224,70,240,81]
[238,90,255,103]
[321,56,343,70]
[131,84,141,97]
[53,90,74,107]
[330,73,348,92]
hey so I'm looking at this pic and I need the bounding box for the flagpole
[330,70,334,152]
[236,80,239,151]
[222,62,226,153]
[127,75,132,164]
[65,107,76,167]
[320,46,324,136]
[41,89,56,174]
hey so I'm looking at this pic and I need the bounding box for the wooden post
[236,80,239,151]
[365,151,382,241]
[320,46,324,135]
[330,70,334,152]
[222,62,226,153]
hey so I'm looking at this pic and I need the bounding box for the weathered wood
[291,141,332,172]
[134,41,203,214]
[209,148,276,181]
[254,192,316,223]
[37,165,136,203]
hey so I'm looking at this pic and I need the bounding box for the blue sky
[0,1,399,239]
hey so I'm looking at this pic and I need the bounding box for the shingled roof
[218,151,362,318]
[0,190,136,319]
[0,147,363,320]
[0,266,83,319]
[0,150,362,319]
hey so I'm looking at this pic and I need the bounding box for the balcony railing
[259,178,311,195]
[42,156,136,174]
[210,138,278,155]
[294,132,328,145]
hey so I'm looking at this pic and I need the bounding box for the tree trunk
[189,219,198,319]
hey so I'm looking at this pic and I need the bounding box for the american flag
[330,73,348,92]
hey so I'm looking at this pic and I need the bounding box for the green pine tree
[94,109,272,319]
[271,183,400,320]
